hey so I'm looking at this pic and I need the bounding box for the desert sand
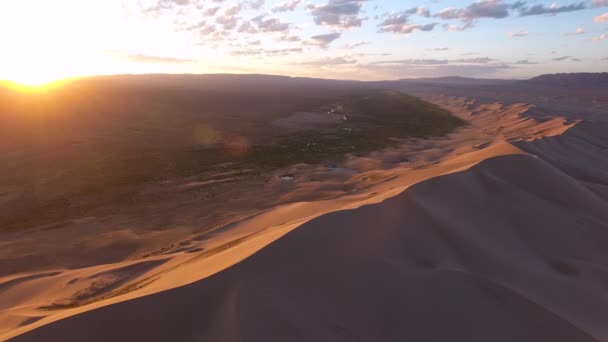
[1,78,607,341]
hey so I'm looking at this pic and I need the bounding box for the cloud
[514,59,538,64]
[417,7,431,17]
[342,41,370,48]
[432,1,586,24]
[508,30,528,38]
[272,0,301,12]
[592,33,607,41]
[443,22,475,32]
[553,56,573,61]
[383,22,437,34]
[279,34,302,42]
[518,2,586,16]
[143,0,192,13]
[251,15,290,33]
[298,56,358,66]
[594,0,608,6]
[224,4,242,16]
[364,59,512,78]
[308,0,367,29]
[434,8,461,20]
[237,21,257,33]
[453,57,495,63]
[565,27,585,35]
[308,32,342,47]
[374,57,494,66]
[214,5,242,30]
[594,12,608,22]
[427,47,449,51]
[434,0,517,21]
[242,0,264,10]
[231,47,302,56]
[118,52,198,64]
[374,59,449,65]
[376,6,438,34]
[216,14,239,30]
[202,6,220,16]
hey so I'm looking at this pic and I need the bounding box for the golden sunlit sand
[1,0,607,339]
[0,74,607,341]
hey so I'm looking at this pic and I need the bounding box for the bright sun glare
[6,71,63,87]
[0,1,129,87]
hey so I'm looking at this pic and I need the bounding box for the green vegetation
[244,91,466,168]
[152,91,466,176]
[0,86,465,231]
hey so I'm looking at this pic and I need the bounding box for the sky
[0,0,607,84]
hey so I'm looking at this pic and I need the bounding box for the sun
[1,59,72,87]
[0,1,114,87]
[6,74,62,87]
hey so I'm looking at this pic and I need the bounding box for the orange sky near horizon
[1,0,607,86]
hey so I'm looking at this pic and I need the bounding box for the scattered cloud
[202,6,221,16]
[514,59,538,64]
[298,56,358,66]
[431,0,587,26]
[454,57,495,63]
[443,22,475,32]
[308,0,367,29]
[115,52,199,64]
[251,15,290,33]
[48,0,608,80]
[565,27,585,35]
[553,55,574,61]
[379,20,437,34]
[508,30,528,38]
[518,2,586,16]
[594,12,608,22]
[593,0,608,6]
[231,47,302,56]
[434,0,517,21]
[308,32,342,47]
[376,6,437,35]
[242,0,265,10]
[373,56,495,66]
[143,0,193,13]
[342,41,370,48]
[374,59,448,65]
[365,58,512,78]
[272,0,301,12]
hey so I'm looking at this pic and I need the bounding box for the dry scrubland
[1,74,607,341]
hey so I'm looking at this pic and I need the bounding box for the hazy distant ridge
[525,73,608,87]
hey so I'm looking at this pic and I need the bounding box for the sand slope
[10,153,608,341]
[4,95,608,341]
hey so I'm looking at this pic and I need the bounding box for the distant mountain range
[3,72,607,92]
[525,73,608,87]
[393,73,608,87]
[395,76,517,86]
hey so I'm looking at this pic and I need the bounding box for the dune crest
[3,94,608,341]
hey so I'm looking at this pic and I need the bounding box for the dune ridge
[3,95,607,341]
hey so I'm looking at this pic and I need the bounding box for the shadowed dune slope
[11,152,608,342]
[514,121,608,192]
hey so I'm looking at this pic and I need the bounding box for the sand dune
[3,93,608,341]
[9,152,608,341]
